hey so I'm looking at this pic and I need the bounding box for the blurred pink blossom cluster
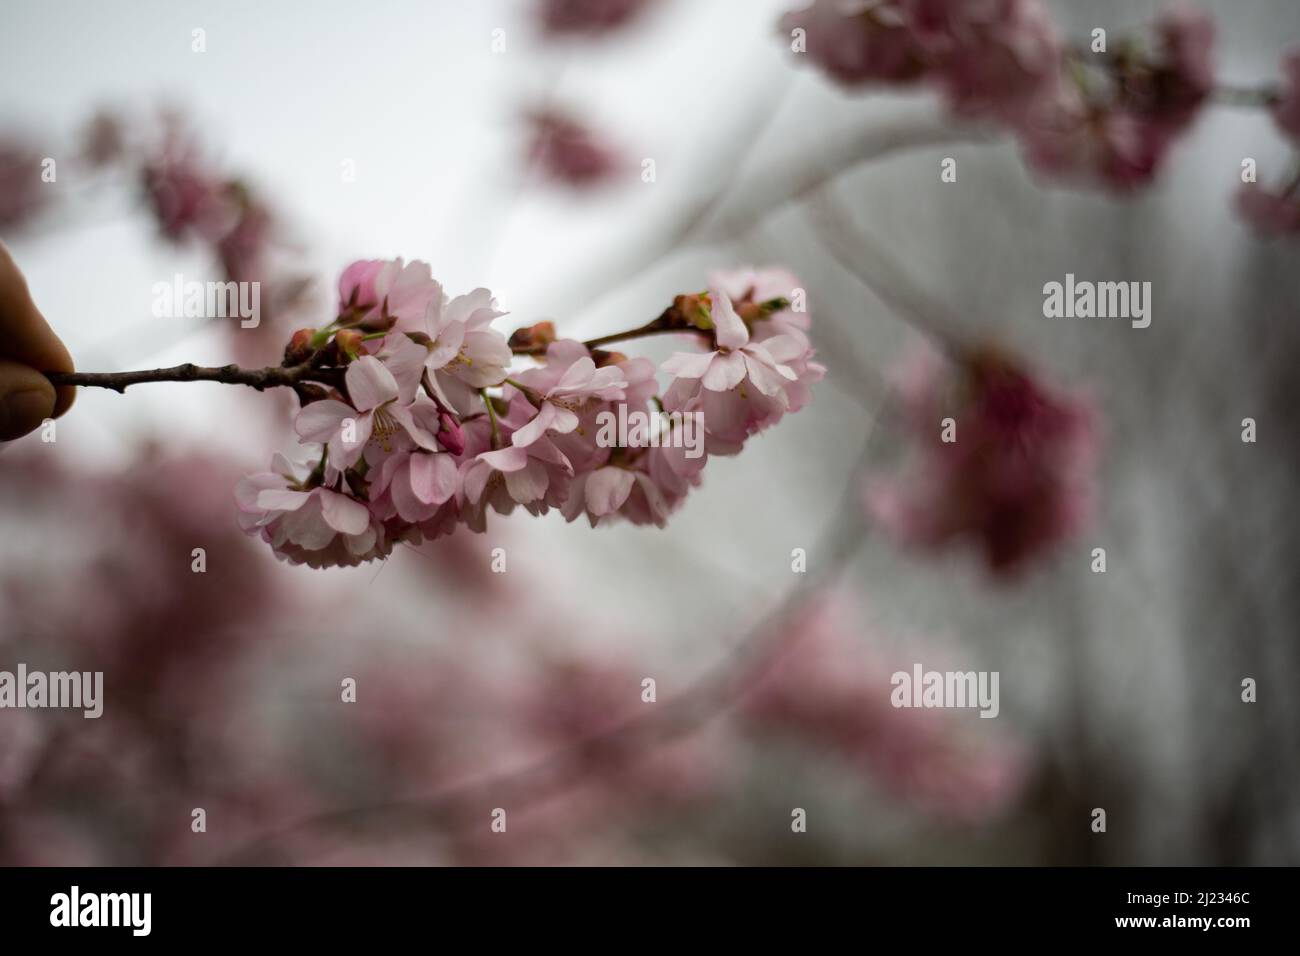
[866,347,1098,578]
[236,259,823,567]
[0,111,310,355]
[0,138,49,231]
[537,0,657,38]
[0,444,1025,862]
[0,449,285,864]
[138,120,277,288]
[526,108,624,188]
[8,111,301,362]
[1236,51,1300,235]
[782,2,1217,192]
[743,598,1026,821]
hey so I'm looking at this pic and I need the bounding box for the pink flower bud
[334,329,365,359]
[590,348,627,368]
[283,328,317,366]
[437,411,466,456]
[508,320,556,353]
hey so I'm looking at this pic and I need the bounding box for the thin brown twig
[43,317,706,395]
[45,361,342,397]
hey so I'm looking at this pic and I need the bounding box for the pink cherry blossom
[779,1,928,87]
[707,268,824,411]
[644,441,706,502]
[338,257,443,329]
[709,265,811,337]
[420,287,514,414]
[459,444,571,529]
[660,289,804,447]
[510,345,628,448]
[338,259,388,315]
[866,347,1098,578]
[294,354,437,470]
[368,448,461,524]
[236,454,388,568]
[454,399,574,530]
[547,349,658,473]
[562,464,670,527]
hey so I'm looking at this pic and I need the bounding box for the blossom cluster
[236,260,824,567]
[782,1,1216,193]
[865,346,1098,578]
[538,0,657,38]
[526,107,624,188]
[744,598,1025,820]
[1236,51,1300,235]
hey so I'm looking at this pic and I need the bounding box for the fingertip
[0,362,57,441]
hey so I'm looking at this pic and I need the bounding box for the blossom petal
[345,356,401,412]
[702,350,748,391]
[381,336,431,404]
[510,402,560,448]
[661,350,716,380]
[710,289,749,350]
[409,451,459,504]
[702,386,751,442]
[742,351,793,396]
[295,399,354,442]
[316,489,372,535]
[344,522,378,556]
[633,472,670,526]
[387,403,440,451]
[390,462,434,522]
[327,411,373,470]
[504,458,549,503]
[256,488,313,513]
[426,320,465,369]
[461,459,492,504]
[585,467,635,516]
[756,332,806,365]
[479,445,531,473]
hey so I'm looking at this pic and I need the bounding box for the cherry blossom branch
[510,302,708,357]
[581,321,699,351]
[45,361,342,394]
[44,314,708,397]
